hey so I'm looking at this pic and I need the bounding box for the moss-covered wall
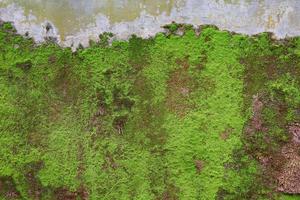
[0,22,300,200]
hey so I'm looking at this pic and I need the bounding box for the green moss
[2,22,14,31]
[163,22,181,34]
[0,22,300,199]
[281,194,300,200]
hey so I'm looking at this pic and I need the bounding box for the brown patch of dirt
[0,177,20,199]
[25,162,44,200]
[55,187,89,200]
[256,152,286,191]
[102,152,119,170]
[220,127,233,141]
[241,55,279,108]
[274,124,300,194]
[55,188,77,200]
[245,94,268,135]
[251,95,264,130]
[166,59,196,117]
[158,185,179,200]
[16,60,32,71]
[27,131,46,148]
[48,100,63,123]
[288,123,300,144]
[48,55,57,64]
[276,142,300,194]
[265,56,279,79]
[251,122,300,194]
[112,115,128,135]
[243,94,286,194]
[242,55,278,80]
[87,95,107,134]
[175,56,190,71]
[77,186,89,200]
[195,54,207,71]
[194,160,204,174]
[26,172,42,199]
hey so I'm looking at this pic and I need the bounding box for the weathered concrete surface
[1,0,300,49]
